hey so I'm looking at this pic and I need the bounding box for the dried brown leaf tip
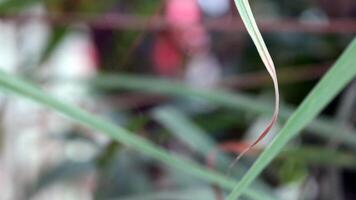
[229,0,280,167]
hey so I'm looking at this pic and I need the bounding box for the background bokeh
[0,0,355,200]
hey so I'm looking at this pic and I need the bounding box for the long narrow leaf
[115,187,216,200]
[231,0,279,159]
[89,74,356,150]
[225,38,356,199]
[152,106,278,199]
[0,69,266,200]
[154,107,356,169]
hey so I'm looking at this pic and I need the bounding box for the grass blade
[115,187,216,200]
[152,106,278,200]
[0,69,267,200]
[231,0,280,160]
[152,106,249,176]
[225,38,356,199]
[89,74,356,150]
[152,106,216,157]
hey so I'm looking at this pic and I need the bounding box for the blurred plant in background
[0,0,355,200]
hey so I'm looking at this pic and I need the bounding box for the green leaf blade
[0,70,267,200]
[226,38,356,200]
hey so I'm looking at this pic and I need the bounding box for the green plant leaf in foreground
[225,38,356,199]
[232,0,280,159]
[0,75,268,200]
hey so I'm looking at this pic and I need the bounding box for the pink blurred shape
[166,0,201,27]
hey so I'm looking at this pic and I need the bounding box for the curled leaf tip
[231,0,280,165]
